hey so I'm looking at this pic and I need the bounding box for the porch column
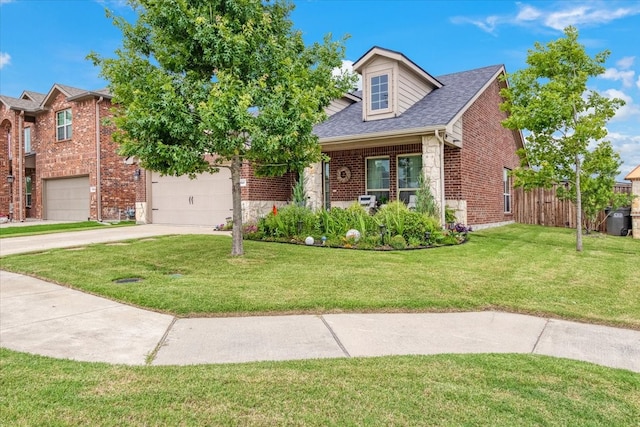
[421,135,445,225]
[304,162,322,211]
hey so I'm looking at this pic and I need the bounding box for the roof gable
[354,46,443,89]
[41,83,112,107]
[315,64,505,141]
[0,95,42,113]
[625,164,640,180]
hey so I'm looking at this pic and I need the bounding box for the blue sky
[1,0,638,180]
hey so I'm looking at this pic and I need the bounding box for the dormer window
[370,74,389,111]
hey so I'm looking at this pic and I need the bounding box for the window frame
[25,175,32,208]
[24,126,32,153]
[397,154,423,204]
[370,73,390,112]
[365,156,390,203]
[56,109,72,141]
[503,168,512,213]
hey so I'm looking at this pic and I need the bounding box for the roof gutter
[318,125,444,146]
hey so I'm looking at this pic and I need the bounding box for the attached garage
[44,176,90,221]
[150,170,233,226]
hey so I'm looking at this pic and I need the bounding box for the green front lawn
[2,223,639,425]
[0,221,136,238]
[1,350,638,426]
[1,224,638,328]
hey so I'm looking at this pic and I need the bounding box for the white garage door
[150,170,233,226]
[44,176,90,221]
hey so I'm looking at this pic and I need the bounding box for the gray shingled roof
[314,64,503,139]
[22,91,46,104]
[0,95,42,112]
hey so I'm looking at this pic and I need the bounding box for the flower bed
[243,202,470,250]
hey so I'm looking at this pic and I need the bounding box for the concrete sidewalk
[1,270,639,371]
[1,224,639,371]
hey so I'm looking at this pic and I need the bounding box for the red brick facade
[1,86,137,222]
[324,144,422,202]
[446,78,520,225]
[241,163,296,201]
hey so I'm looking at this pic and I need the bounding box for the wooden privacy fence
[513,183,632,232]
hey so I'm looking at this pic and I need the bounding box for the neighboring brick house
[0,84,137,222]
[308,46,524,228]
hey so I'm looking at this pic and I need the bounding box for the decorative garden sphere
[305,236,315,246]
[346,229,361,242]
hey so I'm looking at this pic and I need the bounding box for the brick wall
[324,144,422,202]
[22,92,137,221]
[454,78,520,225]
[241,162,296,201]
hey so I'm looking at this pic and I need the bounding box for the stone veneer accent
[422,135,444,223]
[304,161,323,211]
[241,200,289,223]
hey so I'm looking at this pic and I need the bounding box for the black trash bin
[605,207,632,236]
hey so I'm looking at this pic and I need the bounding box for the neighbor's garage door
[150,170,233,226]
[44,176,90,221]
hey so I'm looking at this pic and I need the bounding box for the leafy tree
[500,26,625,251]
[560,141,633,233]
[90,0,354,255]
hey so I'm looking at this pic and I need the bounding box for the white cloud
[0,0,15,4]
[600,68,636,87]
[616,56,635,69]
[0,52,10,69]
[515,4,541,22]
[333,60,362,91]
[544,5,637,30]
[602,88,640,121]
[606,131,640,178]
[450,15,500,34]
[637,75,640,89]
[454,2,640,33]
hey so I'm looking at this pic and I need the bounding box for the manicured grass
[1,349,638,426]
[1,224,638,328]
[0,221,136,238]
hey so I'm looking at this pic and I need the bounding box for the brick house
[307,46,524,228]
[0,84,137,222]
[2,46,522,228]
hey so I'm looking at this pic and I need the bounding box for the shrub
[415,176,440,218]
[389,234,407,249]
[260,204,316,238]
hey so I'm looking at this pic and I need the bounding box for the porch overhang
[319,125,462,151]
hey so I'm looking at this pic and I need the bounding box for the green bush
[316,203,377,238]
[375,202,441,243]
[389,234,407,249]
[260,205,316,238]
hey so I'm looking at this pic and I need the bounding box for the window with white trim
[56,109,72,141]
[366,157,390,203]
[25,176,32,207]
[503,168,512,213]
[24,127,32,153]
[370,74,389,111]
[397,154,422,204]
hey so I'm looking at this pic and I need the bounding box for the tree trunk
[230,155,244,256]
[575,154,583,252]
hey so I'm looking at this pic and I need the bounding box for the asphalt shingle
[314,64,503,139]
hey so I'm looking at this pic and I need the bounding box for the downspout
[96,96,104,221]
[434,129,446,226]
[18,111,24,222]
